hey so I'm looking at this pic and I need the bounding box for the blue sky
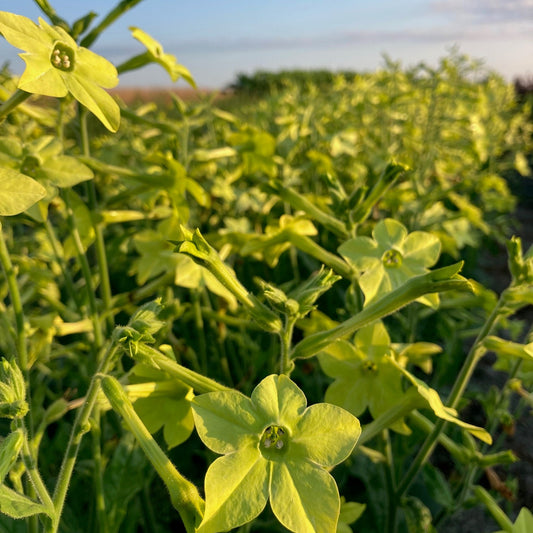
[1,0,532,88]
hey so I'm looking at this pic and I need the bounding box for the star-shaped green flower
[191,374,361,533]
[338,218,441,307]
[318,321,409,433]
[0,11,120,131]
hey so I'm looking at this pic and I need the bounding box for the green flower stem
[43,215,82,314]
[394,297,507,501]
[80,108,114,335]
[350,162,407,225]
[116,51,152,75]
[291,262,469,361]
[177,229,282,333]
[90,411,108,533]
[279,316,297,375]
[473,486,513,532]
[112,270,175,308]
[62,192,104,350]
[134,343,230,393]
[0,224,29,373]
[409,411,471,463]
[382,430,398,533]
[100,375,204,533]
[138,483,158,533]
[0,88,32,121]
[49,339,121,533]
[191,289,208,373]
[80,0,145,48]
[269,182,349,238]
[119,107,183,134]
[289,232,355,279]
[356,389,423,448]
[14,420,55,516]
[32,0,70,29]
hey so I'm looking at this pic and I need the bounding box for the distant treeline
[229,69,359,94]
[229,69,533,105]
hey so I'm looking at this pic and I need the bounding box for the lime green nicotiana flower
[191,374,361,533]
[339,218,441,307]
[318,321,410,434]
[0,11,120,131]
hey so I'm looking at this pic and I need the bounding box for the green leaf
[507,507,533,533]
[174,254,238,311]
[393,361,492,444]
[192,390,261,454]
[196,448,269,533]
[104,433,150,533]
[338,500,366,533]
[0,168,46,215]
[271,458,340,533]
[40,156,93,187]
[0,485,52,519]
[0,430,23,482]
[402,496,436,533]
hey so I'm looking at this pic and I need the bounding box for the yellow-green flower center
[362,360,378,373]
[382,248,403,268]
[260,425,288,456]
[20,155,40,176]
[50,42,75,72]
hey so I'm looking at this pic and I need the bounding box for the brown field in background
[109,87,229,106]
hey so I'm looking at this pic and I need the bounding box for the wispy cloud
[430,0,533,24]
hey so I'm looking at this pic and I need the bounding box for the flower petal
[251,374,307,428]
[373,219,407,248]
[76,47,119,89]
[292,403,360,467]
[37,17,77,48]
[196,448,269,533]
[270,459,340,533]
[18,54,67,97]
[318,340,361,378]
[359,264,390,304]
[0,11,53,53]
[64,74,120,132]
[338,236,381,270]
[191,389,262,454]
[324,373,372,417]
[402,231,441,266]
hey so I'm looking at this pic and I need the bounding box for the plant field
[0,3,533,533]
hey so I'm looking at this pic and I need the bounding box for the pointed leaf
[0,168,46,215]
[395,362,492,444]
[0,485,52,519]
[41,155,93,187]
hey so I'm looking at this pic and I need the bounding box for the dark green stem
[0,89,32,121]
[62,192,104,350]
[80,0,145,48]
[49,340,121,533]
[394,298,506,500]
